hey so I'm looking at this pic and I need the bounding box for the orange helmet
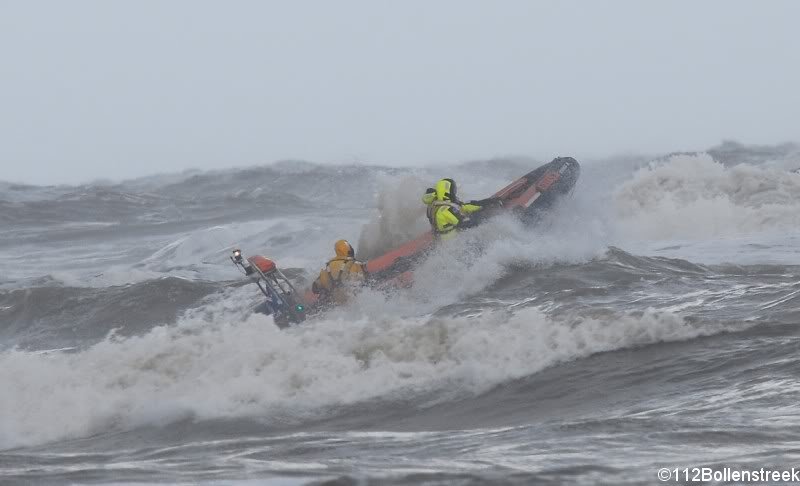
[334,239,355,258]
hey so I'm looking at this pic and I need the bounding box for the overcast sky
[1,0,798,184]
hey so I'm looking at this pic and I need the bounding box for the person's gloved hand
[483,197,504,208]
[469,197,504,208]
[460,216,477,228]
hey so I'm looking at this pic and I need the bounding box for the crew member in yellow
[422,178,502,240]
[311,239,367,304]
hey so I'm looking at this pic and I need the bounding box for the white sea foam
[0,299,735,450]
[0,154,785,452]
[613,153,800,240]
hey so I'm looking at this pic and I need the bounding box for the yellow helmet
[334,239,354,258]
[435,178,457,201]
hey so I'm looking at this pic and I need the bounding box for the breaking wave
[0,302,732,450]
[613,153,800,239]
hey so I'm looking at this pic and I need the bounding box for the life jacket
[426,200,462,236]
[316,257,366,304]
[325,257,364,283]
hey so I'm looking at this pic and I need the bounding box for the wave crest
[614,153,800,239]
[0,304,734,450]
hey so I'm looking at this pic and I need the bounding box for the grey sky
[1,0,798,184]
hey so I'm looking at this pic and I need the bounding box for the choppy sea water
[2,141,800,485]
